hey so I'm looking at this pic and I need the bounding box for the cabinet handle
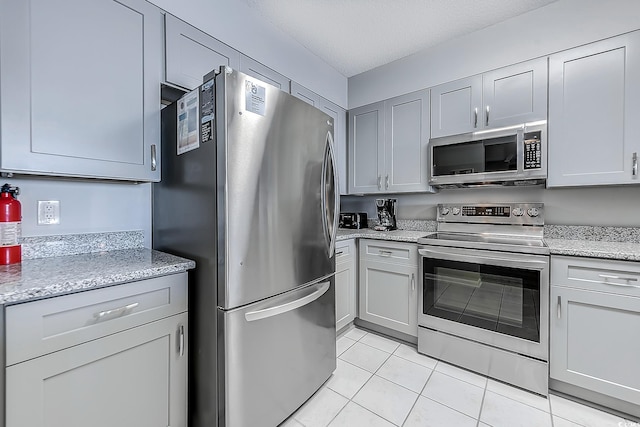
[178,324,185,356]
[377,175,382,190]
[336,250,345,255]
[151,144,157,172]
[557,296,561,319]
[411,273,415,291]
[598,273,640,288]
[378,250,392,256]
[474,108,478,128]
[633,152,638,177]
[94,302,139,320]
[485,105,490,126]
[385,174,390,189]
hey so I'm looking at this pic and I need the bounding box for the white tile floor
[280,327,639,427]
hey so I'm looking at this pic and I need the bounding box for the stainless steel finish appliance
[428,122,547,189]
[374,198,397,231]
[153,67,338,427]
[339,212,368,229]
[417,203,550,395]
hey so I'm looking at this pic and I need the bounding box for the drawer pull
[94,302,139,320]
[378,250,393,256]
[598,274,640,288]
[336,250,345,255]
[411,273,415,291]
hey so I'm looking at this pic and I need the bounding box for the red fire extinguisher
[0,183,21,265]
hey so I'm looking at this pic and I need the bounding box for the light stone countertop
[338,228,640,262]
[0,249,195,305]
[545,239,640,262]
[337,228,429,243]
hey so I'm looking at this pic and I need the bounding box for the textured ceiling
[240,0,559,77]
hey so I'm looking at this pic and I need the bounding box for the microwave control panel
[523,131,542,170]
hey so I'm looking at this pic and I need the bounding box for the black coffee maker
[374,198,397,231]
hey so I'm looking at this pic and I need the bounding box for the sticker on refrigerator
[200,79,215,144]
[177,88,200,155]
[245,80,266,116]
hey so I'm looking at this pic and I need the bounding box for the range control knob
[512,207,524,217]
[452,207,461,215]
[527,207,540,217]
[440,207,450,216]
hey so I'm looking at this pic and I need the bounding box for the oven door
[418,245,549,361]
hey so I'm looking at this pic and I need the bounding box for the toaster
[339,212,368,229]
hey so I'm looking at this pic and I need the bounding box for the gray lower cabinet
[335,239,357,331]
[164,14,240,90]
[548,31,640,187]
[0,0,163,181]
[430,57,547,138]
[239,54,290,91]
[358,239,418,337]
[348,90,434,194]
[4,273,188,427]
[550,256,640,412]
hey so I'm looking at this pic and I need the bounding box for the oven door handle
[418,247,548,271]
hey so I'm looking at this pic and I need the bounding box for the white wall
[149,0,348,108]
[341,185,640,227]
[348,0,640,108]
[9,177,152,246]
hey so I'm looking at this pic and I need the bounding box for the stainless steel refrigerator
[153,67,338,427]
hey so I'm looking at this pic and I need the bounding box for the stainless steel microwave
[428,121,547,189]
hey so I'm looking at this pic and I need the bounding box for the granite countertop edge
[0,249,196,305]
[338,230,640,261]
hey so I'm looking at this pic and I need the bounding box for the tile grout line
[475,380,489,427]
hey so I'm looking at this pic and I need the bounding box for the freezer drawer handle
[244,282,330,322]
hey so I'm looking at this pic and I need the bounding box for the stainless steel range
[417,203,550,395]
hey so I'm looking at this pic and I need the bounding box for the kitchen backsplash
[22,231,144,260]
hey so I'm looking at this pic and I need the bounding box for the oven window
[423,258,540,342]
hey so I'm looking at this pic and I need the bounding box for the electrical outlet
[37,200,60,225]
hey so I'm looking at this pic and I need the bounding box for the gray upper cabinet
[430,58,547,138]
[0,0,163,181]
[384,90,431,192]
[239,54,290,91]
[430,75,482,138]
[164,14,239,90]
[548,31,640,187]
[348,90,433,194]
[318,99,348,196]
[290,81,321,106]
[348,102,385,194]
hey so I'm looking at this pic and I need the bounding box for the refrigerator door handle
[321,130,339,257]
[244,282,331,322]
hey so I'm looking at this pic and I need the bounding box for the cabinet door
[6,313,188,427]
[0,0,163,181]
[348,102,385,193]
[550,286,640,405]
[335,240,356,331]
[483,57,548,128]
[548,32,640,187]
[384,89,433,193]
[319,98,348,195]
[290,82,321,106]
[359,259,418,336]
[430,75,482,138]
[239,54,290,91]
[165,14,239,90]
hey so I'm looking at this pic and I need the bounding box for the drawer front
[551,255,640,297]
[360,239,417,265]
[6,273,187,365]
[335,239,355,262]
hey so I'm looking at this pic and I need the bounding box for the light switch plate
[37,200,60,225]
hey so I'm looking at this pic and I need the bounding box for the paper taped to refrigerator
[177,88,200,155]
